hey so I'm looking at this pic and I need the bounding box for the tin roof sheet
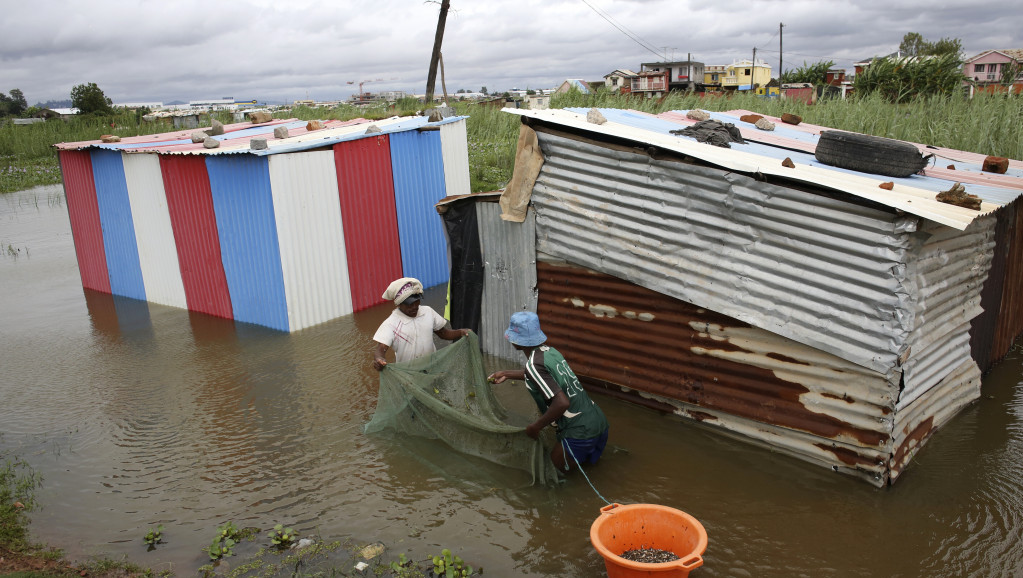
[505,107,1012,231]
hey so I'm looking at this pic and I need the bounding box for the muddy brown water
[2,186,1023,577]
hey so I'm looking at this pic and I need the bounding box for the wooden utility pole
[779,22,785,80]
[425,0,451,104]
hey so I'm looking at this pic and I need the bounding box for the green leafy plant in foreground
[431,548,475,577]
[205,521,243,560]
[267,523,297,549]
[0,448,43,552]
[142,524,163,546]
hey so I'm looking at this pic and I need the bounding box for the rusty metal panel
[890,359,981,482]
[477,202,537,360]
[530,129,914,376]
[268,150,354,331]
[900,217,995,406]
[536,259,897,485]
[992,199,1023,360]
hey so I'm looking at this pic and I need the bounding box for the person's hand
[458,329,470,338]
[373,357,387,371]
[525,422,542,440]
[487,371,507,384]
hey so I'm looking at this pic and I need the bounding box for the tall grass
[2,92,1021,195]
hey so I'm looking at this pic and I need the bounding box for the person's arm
[435,327,470,341]
[526,391,570,439]
[372,342,389,371]
[487,369,525,384]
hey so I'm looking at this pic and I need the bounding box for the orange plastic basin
[590,503,707,577]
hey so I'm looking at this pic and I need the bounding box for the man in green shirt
[488,311,610,472]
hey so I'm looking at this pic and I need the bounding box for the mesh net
[365,332,561,486]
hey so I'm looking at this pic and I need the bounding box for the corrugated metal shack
[56,114,470,332]
[439,107,1023,486]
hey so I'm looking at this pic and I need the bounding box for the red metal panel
[159,155,233,319]
[333,135,402,311]
[59,150,110,292]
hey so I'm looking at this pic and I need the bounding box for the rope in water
[563,440,612,506]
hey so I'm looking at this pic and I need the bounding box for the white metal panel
[899,216,995,407]
[121,152,188,309]
[504,107,999,231]
[440,119,471,198]
[530,131,914,375]
[477,202,537,361]
[268,150,353,331]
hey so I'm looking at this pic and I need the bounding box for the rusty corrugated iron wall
[993,200,1023,362]
[536,259,897,485]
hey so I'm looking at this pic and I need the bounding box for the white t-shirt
[372,305,448,363]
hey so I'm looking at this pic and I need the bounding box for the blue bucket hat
[504,311,547,347]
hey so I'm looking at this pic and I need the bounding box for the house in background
[704,64,727,91]
[555,79,592,94]
[603,69,637,93]
[715,59,772,91]
[853,50,909,76]
[964,49,1023,95]
[636,60,705,94]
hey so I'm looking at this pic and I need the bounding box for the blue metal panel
[389,130,450,290]
[90,149,147,301]
[205,155,289,331]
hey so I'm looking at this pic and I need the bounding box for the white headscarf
[382,277,424,305]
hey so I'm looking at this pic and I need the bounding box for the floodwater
[2,185,1023,577]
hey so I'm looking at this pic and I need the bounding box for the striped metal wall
[531,129,913,377]
[90,149,147,301]
[121,153,188,309]
[268,150,354,332]
[389,129,450,290]
[159,155,233,320]
[477,202,538,361]
[333,135,402,312]
[206,155,288,331]
[59,150,110,292]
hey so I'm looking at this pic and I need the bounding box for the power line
[577,0,664,60]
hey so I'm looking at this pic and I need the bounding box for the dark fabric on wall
[442,201,484,334]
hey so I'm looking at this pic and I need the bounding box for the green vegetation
[70,82,114,115]
[3,90,1022,196]
[142,524,163,547]
[266,523,297,549]
[779,61,835,86]
[853,53,968,102]
[0,447,43,552]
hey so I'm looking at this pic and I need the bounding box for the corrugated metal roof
[59,150,110,293]
[505,108,1008,231]
[54,115,469,157]
[206,155,289,331]
[389,130,450,290]
[476,202,538,361]
[122,153,188,310]
[91,149,147,301]
[267,150,354,332]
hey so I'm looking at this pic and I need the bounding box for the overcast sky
[2,0,1020,106]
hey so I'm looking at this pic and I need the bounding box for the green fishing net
[365,332,561,486]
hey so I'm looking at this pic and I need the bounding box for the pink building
[963,49,1023,95]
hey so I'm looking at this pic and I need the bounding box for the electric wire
[577,0,664,60]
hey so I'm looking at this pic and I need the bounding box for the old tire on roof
[815,130,932,178]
